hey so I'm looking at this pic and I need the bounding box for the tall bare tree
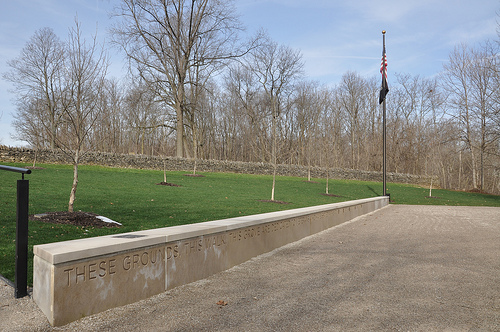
[292,80,323,180]
[441,43,500,190]
[441,44,478,188]
[56,20,108,212]
[123,79,167,154]
[112,0,253,158]
[4,27,65,149]
[250,38,303,201]
[469,42,500,190]
[338,71,367,169]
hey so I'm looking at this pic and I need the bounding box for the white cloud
[444,17,498,46]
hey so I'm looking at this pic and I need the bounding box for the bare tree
[4,27,65,149]
[292,80,322,180]
[56,20,108,212]
[123,79,168,154]
[441,44,479,188]
[321,87,344,193]
[112,0,254,158]
[224,63,268,162]
[90,79,126,153]
[250,38,303,201]
[338,71,368,169]
[11,97,47,166]
[469,42,500,190]
[441,43,500,191]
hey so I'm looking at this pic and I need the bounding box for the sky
[0,0,498,147]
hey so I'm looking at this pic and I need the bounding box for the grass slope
[0,162,499,284]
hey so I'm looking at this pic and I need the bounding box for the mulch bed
[156,182,182,187]
[30,211,120,228]
[466,188,498,195]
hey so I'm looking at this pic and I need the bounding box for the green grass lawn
[1,162,499,285]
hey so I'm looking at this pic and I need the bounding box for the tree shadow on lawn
[320,193,342,197]
[258,199,290,204]
[367,185,380,196]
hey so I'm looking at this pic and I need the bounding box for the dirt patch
[156,182,182,187]
[258,199,291,204]
[320,193,342,197]
[30,211,121,228]
[467,188,497,195]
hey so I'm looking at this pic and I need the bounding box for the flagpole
[382,30,387,197]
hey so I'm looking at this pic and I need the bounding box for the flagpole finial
[382,30,386,34]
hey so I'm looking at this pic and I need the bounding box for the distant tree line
[4,0,500,197]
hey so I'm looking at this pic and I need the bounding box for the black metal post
[382,31,387,197]
[383,97,387,196]
[0,165,31,298]
[15,179,29,298]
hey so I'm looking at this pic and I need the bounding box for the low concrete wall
[33,197,388,326]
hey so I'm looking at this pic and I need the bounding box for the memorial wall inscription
[62,247,165,287]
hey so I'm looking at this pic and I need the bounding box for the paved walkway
[1,204,499,331]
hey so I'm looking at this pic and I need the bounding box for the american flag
[379,45,389,104]
[380,50,387,78]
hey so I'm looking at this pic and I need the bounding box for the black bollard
[15,179,29,298]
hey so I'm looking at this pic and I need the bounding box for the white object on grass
[96,216,122,226]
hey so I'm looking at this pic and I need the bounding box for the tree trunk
[458,150,462,189]
[175,102,184,158]
[68,151,79,212]
[50,120,57,150]
[271,165,276,201]
[141,127,145,155]
[470,146,478,189]
[326,168,329,194]
[163,157,167,183]
[480,146,484,191]
[271,101,277,201]
[32,148,38,168]
[192,120,198,175]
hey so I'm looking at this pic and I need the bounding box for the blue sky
[1,0,498,146]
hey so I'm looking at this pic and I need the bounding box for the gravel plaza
[1,204,499,331]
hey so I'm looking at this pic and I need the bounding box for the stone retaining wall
[0,146,435,186]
